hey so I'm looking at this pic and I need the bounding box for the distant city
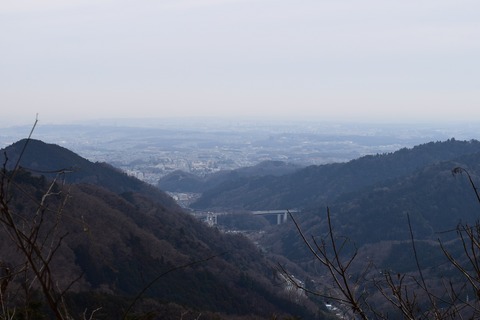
[1,119,479,186]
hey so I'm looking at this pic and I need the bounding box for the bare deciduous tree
[0,118,78,319]
[282,166,480,319]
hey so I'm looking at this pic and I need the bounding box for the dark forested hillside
[251,142,480,319]
[1,139,178,209]
[192,139,480,210]
[6,137,480,318]
[260,149,480,275]
[0,140,318,319]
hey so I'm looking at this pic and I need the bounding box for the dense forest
[3,137,480,319]
[0,139,322,319]
[165,138,480,318]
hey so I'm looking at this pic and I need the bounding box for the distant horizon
[2,116,480,148]
[3,114,480,129]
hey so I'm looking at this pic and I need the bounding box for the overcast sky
[1,0,479,126]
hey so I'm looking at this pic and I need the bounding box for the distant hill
[191,139,480,210]
[0,139,317,319]
[158,160,302,193]
[157,170,205,192]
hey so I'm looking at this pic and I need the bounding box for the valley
[2,120,480,319]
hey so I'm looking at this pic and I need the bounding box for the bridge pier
[277,211,288,224]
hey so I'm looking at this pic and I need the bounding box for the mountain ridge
[191,139,480,210]
[1,138,178,209]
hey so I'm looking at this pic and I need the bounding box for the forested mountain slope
[260,150,480,273]
[1,138,178,209]
[0,140,318,319]
[192,139,480,210]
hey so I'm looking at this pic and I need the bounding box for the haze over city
[2,0,480,126]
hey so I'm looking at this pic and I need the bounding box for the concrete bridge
[251,209,299,225]
[194,209,299,226]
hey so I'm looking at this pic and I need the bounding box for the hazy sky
[1,0,480,125]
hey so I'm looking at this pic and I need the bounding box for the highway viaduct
[196,209,299,226]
